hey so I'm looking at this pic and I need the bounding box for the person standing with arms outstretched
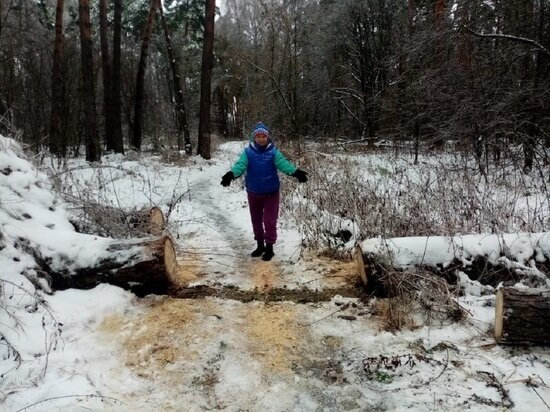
[221,122,308,261]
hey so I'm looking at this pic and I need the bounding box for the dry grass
[375,268,466,329]
[281,142,550,253]
[372,297,417,331]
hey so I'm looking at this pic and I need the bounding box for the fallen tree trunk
[495,287,550,345]
[355,244,534,293]
[73,203,166,238]
[357,234,550,291]
[50,236,177,295]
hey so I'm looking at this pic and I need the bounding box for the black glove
[292,169,308,183]
[221,171,234,187]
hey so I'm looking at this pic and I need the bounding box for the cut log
[355,245,368,286]
[355,245,387,294]
[495,287,550,345]
[149,206,165,235]
[50,236,177,294]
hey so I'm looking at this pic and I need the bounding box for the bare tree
[197,0,215,159]
[111,0,124,153]
[50,0,65,156]
[99,0,115,151]
[78,0,100,161]
[132,0,160,151]
[159,3,192,153]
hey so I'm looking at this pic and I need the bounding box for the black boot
[262,244,274,261]
[251,241,265,257]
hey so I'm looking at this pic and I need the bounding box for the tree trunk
[49,0,65,157]
[159,5,191,153]
[495,287,550,345]
[99,0,115,151]
[132,0,159,151]
[78,0,100,162]
[434,0,445,28]
[214,85,228,137]
[50,236,177,295]
[111,0,124,153]
[197,0,215,160]
[354,242,539,295]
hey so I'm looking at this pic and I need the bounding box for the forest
[0,0,548,170]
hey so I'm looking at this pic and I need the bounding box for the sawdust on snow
[99,298,219,374]
[241,302,303,374]
[97,252,358,400]
[249,260,278,291]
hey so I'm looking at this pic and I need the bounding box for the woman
[221,122,308,261]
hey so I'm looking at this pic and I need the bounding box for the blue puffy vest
[244,143,280,194]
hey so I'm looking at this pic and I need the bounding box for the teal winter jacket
[230,138,297,194]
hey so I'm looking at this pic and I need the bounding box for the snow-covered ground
[1,135,549,411]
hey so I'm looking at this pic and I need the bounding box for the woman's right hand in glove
[221,171,234,187]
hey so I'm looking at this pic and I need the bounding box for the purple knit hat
[251,122,270,139]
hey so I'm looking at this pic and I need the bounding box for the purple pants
[247,191,280,245]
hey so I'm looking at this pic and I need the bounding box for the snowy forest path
[171,171,359,294]
[98,167,369,410]
[174,173,284,291]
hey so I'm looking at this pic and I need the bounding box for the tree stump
[495,287,550,345]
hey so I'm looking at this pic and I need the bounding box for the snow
[1,135,549,411]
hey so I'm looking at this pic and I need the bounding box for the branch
[242,57,297,126]
[331,87,365,105]
[461,25,550,57]
[338,99,366,128]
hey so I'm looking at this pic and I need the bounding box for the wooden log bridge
[495,287,550,345]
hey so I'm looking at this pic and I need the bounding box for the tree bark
[99,0,115,151]
[197,0,215,160]
[49,0,65,157]
[111,0,124,153]
[132,0,159,151]
[78,0,100,161]
[495,287,550,345]
[159,5,191,153]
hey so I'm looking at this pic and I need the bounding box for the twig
[532,386,550,411]
[461,25,550,57]
[16,394,126,411]
[426,348,449,384]
[297,275,346,285]
[304,300,358,325]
